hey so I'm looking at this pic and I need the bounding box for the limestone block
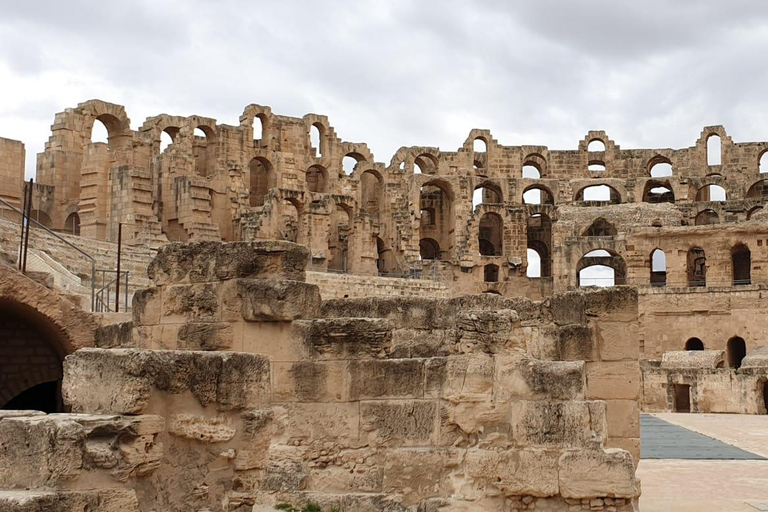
[230,278,320,321]
[161,283,220,322]
[295,318,393,359]
[0,489,141,512]
[604,399,640,439]
[176,321,234,350]
[510,400,605,449]
[360,400,438,447]
[168,413,236,442]
[494,352,585,401]
[63,348,270,414]
[661,350,725,369]
[306,451,383,493]
[456,309,523,352]
[743,346,768,368]
[94,321,135,348]
[556,324,597,361]
[273,403,361,447]
[605,437,641,468]
[465,448,559,497]
[147,240,309,285]
[558,448,639,499]
[438,399,512,446]
[131,288,161,325]
[596,320,639,361]
[549,287,637,326]
[390,328,455,358]
[382,449,462,504]
[426,354,495,400]
[585,361,641,400]
[349,359,424,400]
[273,361,348,402]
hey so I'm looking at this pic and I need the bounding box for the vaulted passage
[0,303,65,413]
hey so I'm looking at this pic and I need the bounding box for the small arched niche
[685,338,704,351]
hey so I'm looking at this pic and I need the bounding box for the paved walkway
[638,413,768,512]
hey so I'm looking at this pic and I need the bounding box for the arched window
[588,139,606,152]
[64,213,80,236]
[253,114,265,141]
[415,154,438,175]
[526,248,541,278]
[687,247,706,287]
[650,249,666,287]
[760,151,768,174]
[249,158,273,207]
[727,337,747,369]
[306,165,327,193]
[685,338,704,351]
[419,238,440,260]
[697,184,726,202]
[310,124,323,157]
[376,237,395,274]
[584,218,617,237]
[193,126,214,177]
[643,181,674,203]
[90,119,109,144]
[731,244,751,285]
[343,153,363,175]
[578,249,626,287]
[522,165,540,179]
[650,162,673,177]
[473,138,487,153]
[472,183,502,210]
[746,180,768,199]
[588,162,606,172]
[478,212,503,256]
[327,205,350,272]
[419,181,453,258]
[695,209,720,226]
[484,263,499,282]
[577,185,620,204]
[160,130,175,152]
[707,135,721,166]
[360,170,382,214]
[523,185,554,205]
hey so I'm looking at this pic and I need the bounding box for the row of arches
[685,336,748,369]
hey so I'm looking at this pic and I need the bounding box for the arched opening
[649,161,673,178]
[695,209,720,226]
[726,337,747,369]
[415,154,438,175]
[527,214,552,278]
[478,212,503,256]
[281,199,301,243]
[327,205,350,272]
[306,165,327,193]
[310,123,323,158]
[343,154,362,175]
[697,184,726,202]
[674,384,691,413]
[526,248,541,278]
[588,161,606,172]
[193,126,214,177]
[522,165,540,179]
[472,183,502,210]
[687,247,707,287]
[419,238,440,260]
[253,113,265,142]
[643,181,675,203]
[484,263,499,282]
[707,135,721,166]
[160,130,175,152]
[650,248,667,286]
[90,118,109,144]
[588,139,606,152]
[376,237,396,275]
[577,249,626,287]
[583,217,617,237]
[576,185,621,204]
[748,206,764,220]
[249,157,274,207]
[419,181,453,258]
[762,381,768,414]
[64,212,80,236]
[473,138,487,153]
[760,151,768,174]
[685,338,704,351]
[0,303,65,413]
[523,185,554,205]
[361,170,383,215]
[731,243,751,285]
[28,210,52,229]
[746,180,768,199]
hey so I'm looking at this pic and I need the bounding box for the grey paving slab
[641,414,766,460]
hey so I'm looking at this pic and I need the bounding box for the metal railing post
[21,178,33,273]
[115,223,122,312]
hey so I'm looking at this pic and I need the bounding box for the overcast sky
[2,0,768,178]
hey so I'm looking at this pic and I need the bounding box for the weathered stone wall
[0,137,24,209]
[305,270,449,300]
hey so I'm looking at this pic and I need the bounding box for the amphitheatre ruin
[0,98,767,511]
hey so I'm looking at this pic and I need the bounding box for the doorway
[674,384,691,413]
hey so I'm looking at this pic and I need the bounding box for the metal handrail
[95,269,130,313]
[0,197,96,311]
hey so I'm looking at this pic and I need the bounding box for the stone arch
[685,337,704,351]
[64,212,80,235]
[523,153,547,178]
[360,170,383,214]
[746,180,768,199]
[478,212,503,256]
[473,180,503,209]
[648,155,674,177]
[687,247,707,287]
[249,157,275,207]
[522,185,555,205]
[577,249,627,287]
[695,209,720,226]
[696,184,727,202]
[575,184,621,204]
[643,180,675,203]
[415,153,439,175]
[0,269,97,410]
[307,165,328,193]
[650,248,667,286]
[727,337,747,369]
[484,263,499,282]
[583,217,617,237]
[587,139,606,152]
[419,179,454,259]
[527,213,552,278]
[731,243,751,285]
[419,238,441,260]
